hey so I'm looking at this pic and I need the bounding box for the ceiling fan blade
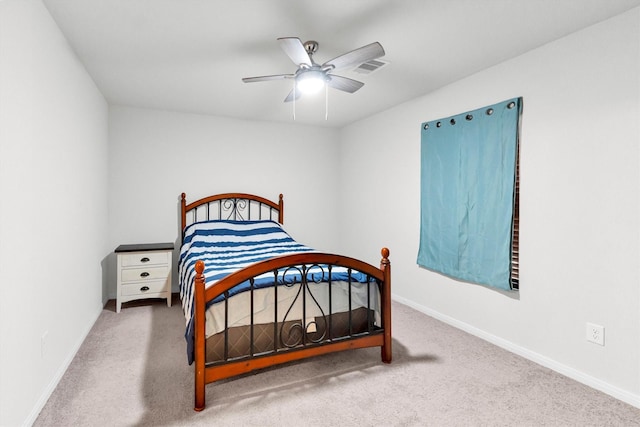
[277,37,312,67]
[242,74,294,83]
[326,75,365,93]
[322,42,385,72]
[283,89,302,103]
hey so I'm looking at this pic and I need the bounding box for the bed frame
[180,192,392,411]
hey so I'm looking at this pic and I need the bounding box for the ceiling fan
[242,37,385,102]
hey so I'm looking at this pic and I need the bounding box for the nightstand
[115,242,174,313]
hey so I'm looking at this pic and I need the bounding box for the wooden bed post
[194,260,206,411]
[278,193,284,224]
[181,193,187,239]
[380,247,392,363]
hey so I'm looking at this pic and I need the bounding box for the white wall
[339,8,640,405]
[107,107,341,298]
[0,1,109,426]
[2,2,637,425]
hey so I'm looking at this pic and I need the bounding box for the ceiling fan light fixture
[243,37,385,109]
[296,70,326,95]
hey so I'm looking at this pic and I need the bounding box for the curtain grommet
[423,123,429,130]
[507,101,516,109]
[486,108,494,115]
[450,119,456,125]
[436,121,442,127]
[466,114,473,121]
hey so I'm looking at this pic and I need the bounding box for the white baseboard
[23,305,104,427]
[392,294,640,409]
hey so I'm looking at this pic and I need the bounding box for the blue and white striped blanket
[179,220,371,364]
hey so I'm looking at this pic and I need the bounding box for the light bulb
[296,70,325,94]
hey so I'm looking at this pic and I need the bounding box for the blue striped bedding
[178,219,369,364]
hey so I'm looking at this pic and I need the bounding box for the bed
[179,192,392,411]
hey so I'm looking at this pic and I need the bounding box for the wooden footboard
[192,249,392,411]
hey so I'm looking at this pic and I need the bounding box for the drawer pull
[140,286,150,292]
[140,272,150,278]
[140,257,150,263]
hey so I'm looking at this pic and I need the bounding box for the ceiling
[43,0,640,128]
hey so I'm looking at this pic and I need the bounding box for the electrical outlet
[586,323,604,346]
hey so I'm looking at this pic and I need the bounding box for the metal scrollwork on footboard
[279,264,329,348]
[201,259,380,366]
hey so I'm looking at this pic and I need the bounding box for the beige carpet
[34,297,640,426]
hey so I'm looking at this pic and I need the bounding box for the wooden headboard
[180,192,284,237]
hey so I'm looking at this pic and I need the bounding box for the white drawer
[121,251,169,267]
[121,266,169,282]
[121,280,168,296]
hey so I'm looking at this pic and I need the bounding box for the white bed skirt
[205,280,381,338]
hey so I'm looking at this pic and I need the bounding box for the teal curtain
[417,97,521,291]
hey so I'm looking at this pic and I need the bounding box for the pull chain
[325,84,328,120]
